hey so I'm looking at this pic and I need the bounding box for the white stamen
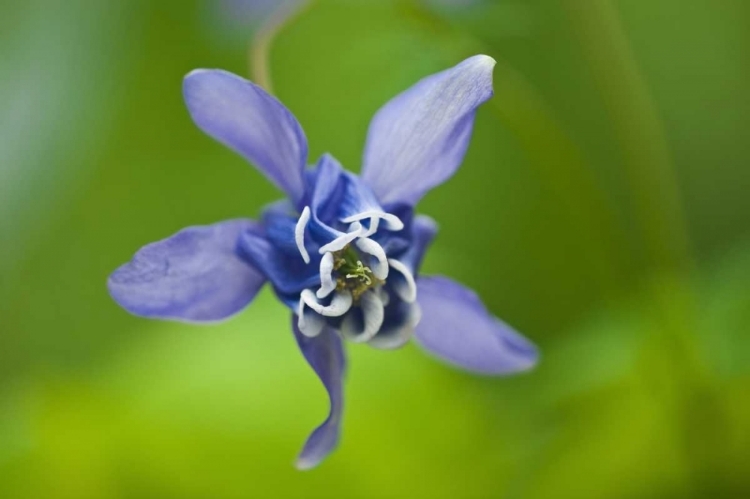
[301,288,353,317]
[295,206,311,264]
[318,222,362,254]
[341,210,404,231]
[297,296,326,337]
[355,238,389,280]
[316,252,337,299]
[387,258,417,303]
[368,302,421,350]
[340,290,385,343]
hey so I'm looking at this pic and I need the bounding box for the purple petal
[238,228,320,296]
[307,154,348,243]
[362,55,496,206]
[368,297,421,350]
[108,220,265,322]
[292,316,346,470]
[261,199,320,257]
[414,276,538,374]
[398,214,438,273]
[183,69,308,203]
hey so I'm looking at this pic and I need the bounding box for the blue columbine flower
[108,55,538,469]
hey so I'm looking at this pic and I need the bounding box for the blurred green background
[1,0,749,497]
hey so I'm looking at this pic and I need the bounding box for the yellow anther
[333,245,382,302]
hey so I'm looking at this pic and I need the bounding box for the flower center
[333,245,383,301]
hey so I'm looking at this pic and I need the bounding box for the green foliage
[0,0,748,497]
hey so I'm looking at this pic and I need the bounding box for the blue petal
[183,69,308,203]
[108,220,265,322]
[337,172,404,231]
[261,200,320,257]
[304,154,403,250]
[368,295,420,350]
[414,276,538,374]
[292,316,346,470]
[395,214,438,273]
[362,55,496,206]
[306,154,347,243]
[339,173,382,220]
[238,228,320,295]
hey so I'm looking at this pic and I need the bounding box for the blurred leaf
[1,0,749,497]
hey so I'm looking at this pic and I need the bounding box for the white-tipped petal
[316,252,337,299]
[355,238,389,280]
[359,217,380,238]
[377,286,390,307]
[318,222,362,254]
[301,289,353,317]
[388,258,417,303]
[295,206,311,264]
[340,211,404,231]
[340,290,385,343]
[369,302,421,350]
[297,295,326,338]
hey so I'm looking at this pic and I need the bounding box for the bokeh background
[1,0,749,497]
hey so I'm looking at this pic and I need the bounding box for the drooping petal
[292,317,346,470]
[108,220,265,322]
[183,69,308,203]
[362,55,496,206]
[414,276,538,374]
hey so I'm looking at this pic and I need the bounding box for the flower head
[108,55,538,469]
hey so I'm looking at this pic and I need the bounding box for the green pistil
[333,245,382,301]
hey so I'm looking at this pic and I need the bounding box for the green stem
[561,0,693,274]
[249,0,315,93]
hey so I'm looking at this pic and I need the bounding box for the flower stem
[560,0,693,274]
[249,0,315,94]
